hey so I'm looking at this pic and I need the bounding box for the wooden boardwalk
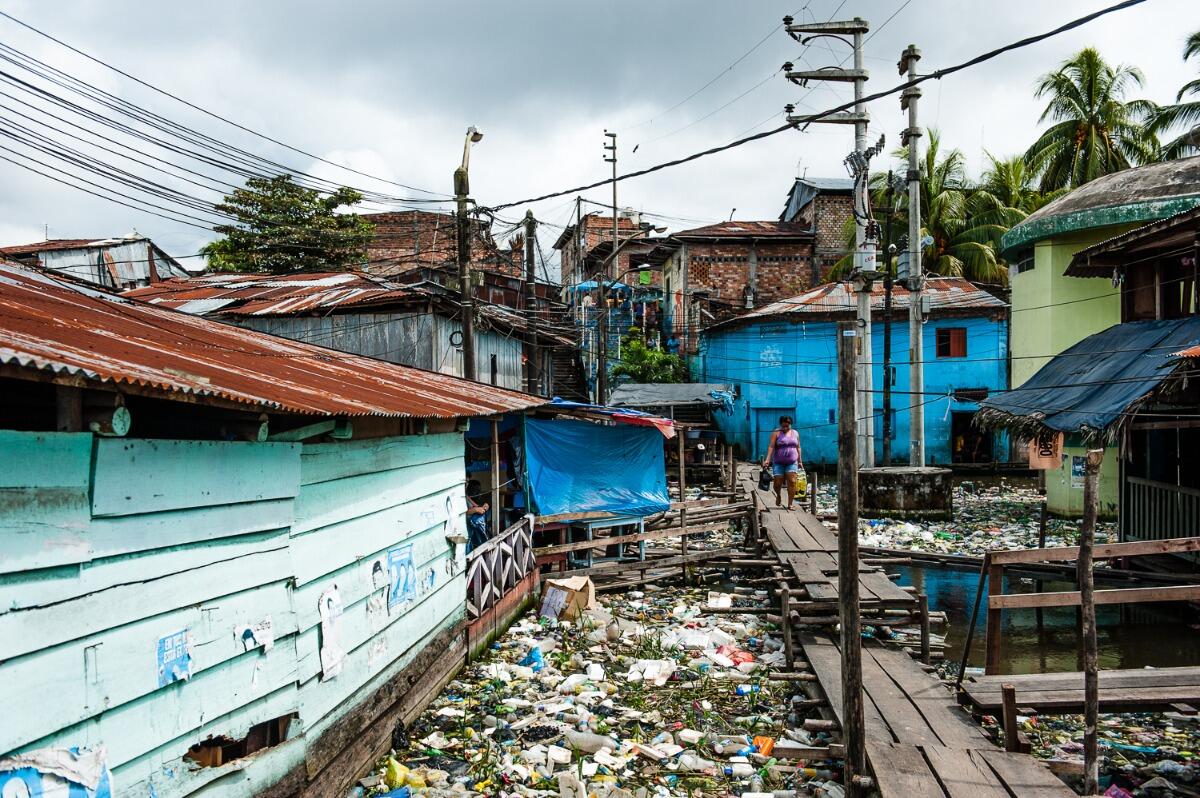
[743,471,1074,796]
[960,666,1200,715]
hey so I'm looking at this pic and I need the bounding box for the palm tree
[1152,31,1200,160]
[978,152,1060,215]
[1024,48,1158,191]
[829,132,1016,285]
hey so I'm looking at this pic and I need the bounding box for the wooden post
[729,442,736,491]
[918,592,931,665]
[1081,448,1104,796]
[490,419,501,538]
[779,578,794,669]
[985,560,1004,675]
[1036,491,1048,631]
[678,431,688,584]
[55,386,82,432]
[836,322,865,798]
[809,471,818,515]
[1000,683,1029,753]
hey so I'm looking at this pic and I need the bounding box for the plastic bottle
[724,763,755,777]
[677,753,717,773]
[563,729,616,754]
[735,684,761,696]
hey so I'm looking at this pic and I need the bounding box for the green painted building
[1001,156,1200,515]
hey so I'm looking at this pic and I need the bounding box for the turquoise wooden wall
[0,430,467,797]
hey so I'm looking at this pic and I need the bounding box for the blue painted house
[698,277,1009,466]
[0,263,542,798]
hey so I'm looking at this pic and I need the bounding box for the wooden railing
[466,515,536,621]
[979,537,1200,674]
[1124,477,1200,544]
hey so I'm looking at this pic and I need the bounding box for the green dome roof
[1000,156,1200,257]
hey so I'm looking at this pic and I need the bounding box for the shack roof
[124,271,421,316]
[705,277,1006,332]
[670,220,813,241]
[0,262,543,419]
[977,317,1200,442]
[1066,205,1200,277]
[1000,156,1200,257]
[608,383,732,408]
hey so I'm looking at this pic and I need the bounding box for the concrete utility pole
[899,46,925,466]
[784,16,873,466]
[454,126,484,381]
[836,321,867,798]
[597,131,617,404]
[524,210,539,395]
[844,136,884,468]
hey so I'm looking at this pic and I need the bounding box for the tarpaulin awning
[978,317,1200,441]
[608,382,732,408]
[547,398,676,438]
[524,417,670,518]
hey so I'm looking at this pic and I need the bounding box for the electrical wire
[485,0,1147,212]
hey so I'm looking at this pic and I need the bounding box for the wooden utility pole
[524,210,539,395]
[837,321,866,798]
[453,127,483,382]
[678,430,688,584]
[1080,448,1104,795]
[597,131,617,404]
[490,419,501,538]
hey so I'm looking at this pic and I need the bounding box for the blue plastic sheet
[524,417,669,517]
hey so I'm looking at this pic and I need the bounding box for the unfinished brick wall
[812,195,853,280]
[681,239,815,307]
[361,210,521,278]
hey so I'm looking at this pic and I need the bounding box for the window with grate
[936,327,967,358]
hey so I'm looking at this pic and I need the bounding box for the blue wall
[698,315,1009,465]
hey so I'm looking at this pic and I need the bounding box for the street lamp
[594,226,666,403]
[454,126,483,381]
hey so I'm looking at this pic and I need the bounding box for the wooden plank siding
[0,430,474,798]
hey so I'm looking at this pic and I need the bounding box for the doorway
[951,411,992,464]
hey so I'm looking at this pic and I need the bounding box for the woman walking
[763,415,803,510]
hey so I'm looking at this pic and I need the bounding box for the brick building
[645,221,816,355]
[553,212,642,287]
[780,176,855,277]
[359,209,524,279]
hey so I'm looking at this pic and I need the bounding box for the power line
[0,11,449,200]
[486,0,1147,212]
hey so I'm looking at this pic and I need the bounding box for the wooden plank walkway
[741,468,1074,796]
[960,666,1200,714]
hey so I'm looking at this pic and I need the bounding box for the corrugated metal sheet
[125,271,419,316]
[673,220,813,239]
[0,263,542,418]
[707,277,1007,331]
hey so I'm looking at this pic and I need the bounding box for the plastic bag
[757,467,772,491]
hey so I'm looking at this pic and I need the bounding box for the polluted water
[351,583,847,798]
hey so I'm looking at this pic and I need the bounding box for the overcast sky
[0,0,1194,277]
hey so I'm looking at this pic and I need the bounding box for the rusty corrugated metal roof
[0,263,544,418]
[1173,344,1200,358]
[124,271,420,316]
[706,277,1007,332]
[672,220,813,239]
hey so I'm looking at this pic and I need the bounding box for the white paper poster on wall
[318,585,345,681]
[234,617,274,652]
[387,544,416,610]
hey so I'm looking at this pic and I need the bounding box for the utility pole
[1080,448,1104,796]
[597,131,617,404]
[881,172,897,465]
[454,126,483,382]
[785,16,873,466]
[837,321,866,798]
[524,210,539,395]
[844,136,883,468]
[899,45,925,466]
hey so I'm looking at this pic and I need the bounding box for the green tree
[1023,48,1158,191]
[611,328,688,384]
[202,175,375,273]
[1151,31,1200,160]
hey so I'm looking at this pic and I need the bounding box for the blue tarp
[980,317,1200,436]
[524,417,669,517]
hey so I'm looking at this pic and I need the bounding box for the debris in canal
[354,584,845,797]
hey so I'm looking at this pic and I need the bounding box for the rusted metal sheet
[0,263,543,418]
[708,277,1007,332]
[126,272,419,316]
